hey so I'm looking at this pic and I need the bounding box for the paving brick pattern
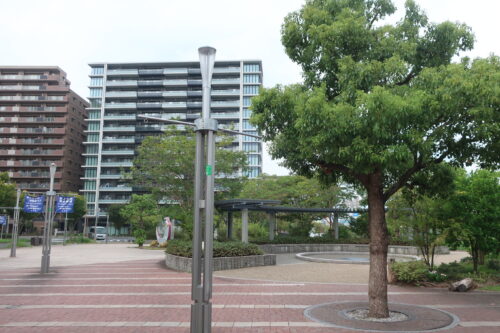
[0,259,498,332]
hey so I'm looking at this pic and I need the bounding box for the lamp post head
[49,163,56,177]
[198,46,216,120]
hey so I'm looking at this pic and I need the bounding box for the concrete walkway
[0,245,497,332]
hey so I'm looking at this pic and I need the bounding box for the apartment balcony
[0,74,60,82]
[136,102,161,109]
[212,100,240,108]
[212,89,240,96]
[212,78,241,85]
[101,137,135,144]
[0,85,68,93]
[103,114,136,120]
[105,103,136,109]
[138,69,163,75]
[0,127,65,135]
[163,68,188,75]
[137,80,163,87]
[98,198,130,204]
[17,183,62,191]
[99,186,133,192]
[214,67,241,73]
[105,91,137,98]
[103,126,135,132]
[0,160,63,168]
[100,161,133,167]
[212,112,240,119]
[7,149,65,157]
[99,174,123,179]
[0,95,68,102]
[106,69,139,76]
[10,171,63,179]
[106,80,138,87]
[0,116,67,124]
[162,79,188,87]
[0,138,65,145]
[101,149,135,155]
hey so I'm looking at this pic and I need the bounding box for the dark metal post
[63,213,68,246]
[105,213,110,244]
[227,211,233,240]
[10,189,21,257]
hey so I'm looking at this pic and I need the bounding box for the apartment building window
[243,85,259,95]
[243,64,260,72]
[243,143,261,153]
[243,96,252,107]
[84,181,96,190]
[243,131,259,142]
[243,109,252,118]
[85,168,97,178]
[89,88,102,97]
[89,99,102,108]
[243,74,260,84]
[91,67,104,75]
[84,192,96,203]
[247,154,261,165]
[90,77,103,86]
[243,120,255,130]
[85,145,99,154]
[87,122,100,131]
[88,110,100,119]
[85,156,97,166]
[244,167,261,178]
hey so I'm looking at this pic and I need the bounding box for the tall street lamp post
[41,163,57,274]
[10,189,21,257]
[137,46,261,333]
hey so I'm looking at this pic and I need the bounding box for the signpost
[55,196,75,246]
[138,46,261,333]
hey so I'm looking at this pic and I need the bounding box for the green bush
[390,261,428,284]
[67,234,94,244]
[165,240,263,258]
[487,259,500,271]
[426,270,448,282]
[133,229,146,247]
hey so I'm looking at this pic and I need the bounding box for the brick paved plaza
[0,245,499,332]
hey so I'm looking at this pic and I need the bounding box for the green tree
[120,194,161,247]
[251,0,499,317]
[107,204,128,233]
[0,172,16,209]
[61,194,86,233]
[129,127,247,234]
[443,170,500,272]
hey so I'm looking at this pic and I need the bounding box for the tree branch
[396,71,416,86]
[317,161,369,187]
[383,155,423,201]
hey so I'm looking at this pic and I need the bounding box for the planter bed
[165,253,276,272]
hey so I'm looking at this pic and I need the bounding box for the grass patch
[479,285,500,291]
[66,234,95,244]
[0,239,31,247]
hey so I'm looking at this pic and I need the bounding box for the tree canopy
[251,0,499,317]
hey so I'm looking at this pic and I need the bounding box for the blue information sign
[23,195,45,213]
[0,215,6,225]
[55,196,75,213]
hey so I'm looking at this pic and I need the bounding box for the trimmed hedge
[251,235,415,246]
[165,240,263,258]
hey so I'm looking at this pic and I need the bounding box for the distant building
[82,60,263,222]
[0,67,88,193]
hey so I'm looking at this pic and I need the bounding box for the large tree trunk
[367,172,390,318]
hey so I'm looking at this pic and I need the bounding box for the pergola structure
[215,199,370,242]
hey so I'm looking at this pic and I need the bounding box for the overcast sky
[1,0,498,176]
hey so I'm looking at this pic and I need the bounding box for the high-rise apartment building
[83,61,263,220]
[0,67,88,193]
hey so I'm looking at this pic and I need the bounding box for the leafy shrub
[67,234,94,244]
[159,241,168,248]
[150,240,159,247]
[437,262,471,280]
[133,229,146,247]
[426,270,448,282]
[390,261,428,284]
[487,259,500,271]
[165,240,263,258]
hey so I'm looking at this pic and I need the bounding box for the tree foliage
[251,0,499,317]
[129,127,247,221]
[120,194,161,234]
[0,172,16,209]
[442,169,500,272]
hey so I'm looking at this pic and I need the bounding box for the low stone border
[165,253,276,272]
[259,244,449,255]
[304,301,459,332]
[296,251,419,264]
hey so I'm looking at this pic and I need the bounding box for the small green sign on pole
[205,165,213,176]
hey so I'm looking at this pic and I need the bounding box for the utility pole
[10,189,21,257]
[94,207,100,241]
[105,213,109,244]
[41,163,57,274]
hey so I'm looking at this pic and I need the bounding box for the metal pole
[105,214,109,244]
[63,213,68,246]
[94,207,99,241]
[83,215,88,237]
[10,189,21,257]
[41,163,56,274]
